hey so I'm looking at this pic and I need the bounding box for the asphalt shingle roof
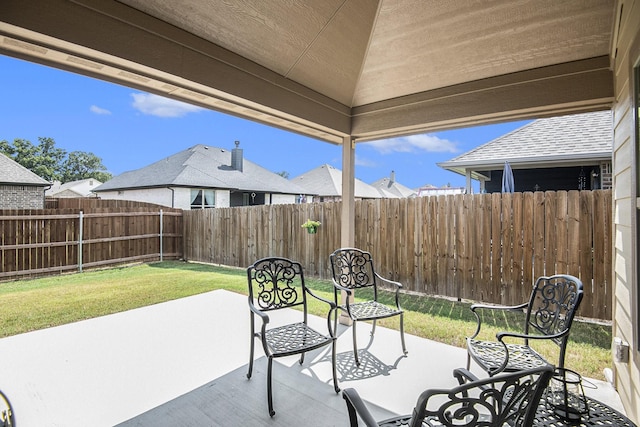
[370,175,416,198]
[94,144,308,195]
[0,153,49,186]
[438,111,612,172]
[291,164,383,199]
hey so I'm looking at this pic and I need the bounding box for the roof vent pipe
[231,140,243,172]
[390,170,396,183]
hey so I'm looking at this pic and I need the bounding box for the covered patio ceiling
[0,0,617,145]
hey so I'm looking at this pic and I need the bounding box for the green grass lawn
[0,260,612,380]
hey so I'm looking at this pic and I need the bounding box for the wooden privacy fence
[184,190,612,320]
[0,206,183,280]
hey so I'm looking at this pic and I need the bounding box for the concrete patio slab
[0,290,624,426]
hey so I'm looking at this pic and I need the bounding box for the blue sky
[1,54,531,191]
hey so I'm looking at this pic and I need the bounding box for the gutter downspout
[168,187,175,208]
[43,182,53,207]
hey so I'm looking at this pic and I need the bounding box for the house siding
[0,184,45,209]
[612,0,640,422]
[270,193,296,205]
[98,187,238,209]
[98,188,174,208]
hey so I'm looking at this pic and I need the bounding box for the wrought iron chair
[246,257,340,417]
[343,365,554,427]
[467,274,584,376]
[329,248,406,365]
[0,389,14,427]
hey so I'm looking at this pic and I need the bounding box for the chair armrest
[374,273,403,310]
[331,278,354,296]
[248,298,270,324]
[467,302,528,339]
[497,328,569,343]
[306,287,337,309]
[306,288,339,337]
[342,388,379,427]
[374,273,403,290]
[452,368,480,385]
[470,302,528,313]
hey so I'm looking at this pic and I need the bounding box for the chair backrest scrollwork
[329,248,377,291]
[412,366,554,427]
[526,275,584,348]
[247,257,306,312]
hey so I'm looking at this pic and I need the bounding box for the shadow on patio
[0,290,623,426]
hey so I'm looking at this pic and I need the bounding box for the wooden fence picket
[1,191,613,320]
[183,190,613,320]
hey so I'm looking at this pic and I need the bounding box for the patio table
[533,395,636,426]
[375,395,636,427]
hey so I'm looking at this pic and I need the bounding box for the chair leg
[371,319,377,336]
[400,313,407,355]
[331,339,340,393]
[267,356,275,417]
[247,335,255,379]
[299,352,305,365]
[352,320,360,365]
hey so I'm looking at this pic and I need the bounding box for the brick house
[0,153,50,209]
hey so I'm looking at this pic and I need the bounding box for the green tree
[0,137,66,181]
[276,171,289,179]
[0,139,15,156]
[0,137,111,183]
[61,151,112,183]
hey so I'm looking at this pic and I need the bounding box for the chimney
[390,170,396,183]
[231,140,243,172]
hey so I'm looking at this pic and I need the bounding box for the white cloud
[90,105,111,115]
[355,155,377,167]
[131,93,204,118]
[363,134,459,154]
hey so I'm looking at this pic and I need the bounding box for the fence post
[159,209,163,262]
[78,211,83,273]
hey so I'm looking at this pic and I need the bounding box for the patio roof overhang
[0,0,620,247]
[0,0,617,145]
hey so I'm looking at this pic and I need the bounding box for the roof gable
[370,174,417,198]
[0,153,50,186]
[47,178,103,197]
[291,164,385,198]
[94,144,308,195]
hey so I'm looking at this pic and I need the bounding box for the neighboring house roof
[46,178,102,197]
[93,144,309,195]
[291,164,383,199]
[0,153,50,186]
[437,111,612,179]
[371,171,416,198]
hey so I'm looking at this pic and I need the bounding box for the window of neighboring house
[190,189,215,209]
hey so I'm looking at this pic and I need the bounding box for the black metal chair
[0,389,14,427]
[246,257,340,417]
[467,274,584,376]
[329,248,406,365]
[343,365,554,427]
